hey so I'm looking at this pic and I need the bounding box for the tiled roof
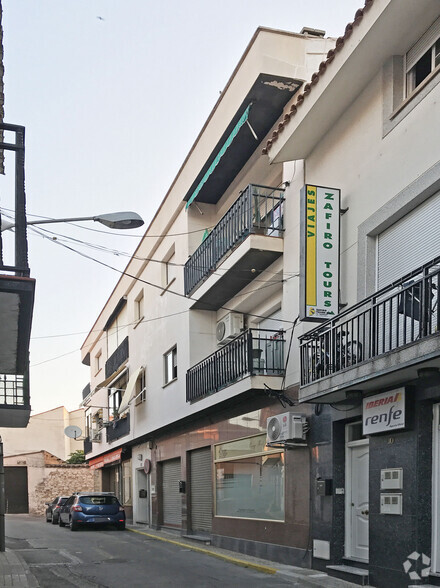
[262,0,374,156]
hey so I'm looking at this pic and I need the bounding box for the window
[134,290,144,323]
[86,413,92,438]
[162,244,177,288]
[406,17,440,96]
[135,368,146,405]
[214,434,285,521]
[164,346,177,385]
[95,351,102,375]
[108,371,128,419]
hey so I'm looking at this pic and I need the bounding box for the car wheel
[70,518,78,532]
[59,516,65,528]
[51,515,58,525]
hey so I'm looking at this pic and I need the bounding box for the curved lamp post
[1,211,144,232]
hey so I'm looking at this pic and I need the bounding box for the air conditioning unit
[216,313,244,345]
[266,413,307,443]
[91,431,102,442]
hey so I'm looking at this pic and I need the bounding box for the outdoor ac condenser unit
[91,431,102,442]
[216,313,244,345]
[266,413,307,443]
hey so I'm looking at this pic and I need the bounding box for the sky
[0,0,361,415]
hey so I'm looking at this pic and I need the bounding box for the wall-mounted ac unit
[91,431,102,442]
[266,413,307,443]
[216,313,244,345]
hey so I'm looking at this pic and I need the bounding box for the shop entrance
[345,423,369,561]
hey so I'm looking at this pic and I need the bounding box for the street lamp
[0,211,144,232]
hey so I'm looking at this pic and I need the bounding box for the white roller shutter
[190,447,212,533]
[162,459,181,527]
[377,191,440,288]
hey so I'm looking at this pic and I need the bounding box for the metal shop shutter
[5,467,28,513]
[190,447,212,533]
[377,191,440,289]
[162,459,182,527]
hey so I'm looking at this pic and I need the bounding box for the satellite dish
[64,425,83,440]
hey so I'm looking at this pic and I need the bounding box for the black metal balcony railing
[106,413,130,443]
[186,328,285,402]
[184,184,285,296]
[0,123,29,277]
[0,373,29,407]
[300,256,440,386]
[105,336,129,379]
[83,437,93,455]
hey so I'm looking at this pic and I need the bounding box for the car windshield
[59,498,68,505]
[79,496,119,505]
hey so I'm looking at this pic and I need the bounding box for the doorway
[345,423,369,561]
[136,469,150,524]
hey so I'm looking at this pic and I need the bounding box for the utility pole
[0,436,5,551]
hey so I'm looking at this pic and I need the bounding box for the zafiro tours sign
[300,185,340,321]
[362,388,406,435]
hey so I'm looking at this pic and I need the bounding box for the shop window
[122,461,132,505]
[214,434,285,521]
[164,346,177,385]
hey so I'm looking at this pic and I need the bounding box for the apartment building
[81,27,334,564]
[265,0,440,585]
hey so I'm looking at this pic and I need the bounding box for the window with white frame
[406,16,440,96]
[214,434,285,521]
[134,290,144,323]
[135,368,146,405]
[108,371,128,419]
[164,346,177,385]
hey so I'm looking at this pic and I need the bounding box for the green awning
[185,103,252,210]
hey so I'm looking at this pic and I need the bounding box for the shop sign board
[88,448,122,470]
[300,185,340,321]
[362,388,405,435]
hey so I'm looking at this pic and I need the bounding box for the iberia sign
[362,389,405,435]
[300,185,340,321]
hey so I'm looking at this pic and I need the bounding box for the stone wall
[32,465,98,516]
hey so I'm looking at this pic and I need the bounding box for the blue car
[58,492,126,531]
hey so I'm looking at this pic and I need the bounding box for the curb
[127,528,277,575]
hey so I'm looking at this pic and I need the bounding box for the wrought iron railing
[0,123,29,277]
[186,328,285,402]
[105,336,129,379]
[300,256,440,386]
[83,437,93,455]
[184,184,284,295]
[0,372,29,407]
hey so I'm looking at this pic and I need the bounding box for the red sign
[88,448,122,470]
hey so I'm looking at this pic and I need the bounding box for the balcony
[184,184,284,310]
[0,124,34,427]
[186,328,285,403]
[106,413,130,443]
[83,437,93,455]
[105,336,129,379]
[299,256,440,403]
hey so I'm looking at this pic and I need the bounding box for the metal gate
[162,459,181,528]
[5,467,28,513]
[190,447,212,533]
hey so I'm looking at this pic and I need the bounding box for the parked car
[45,496,69,525]
[58,492,126,531]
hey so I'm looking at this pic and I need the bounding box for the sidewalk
[0,523,368,588]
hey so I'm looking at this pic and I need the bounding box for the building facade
[266,0,440,585]
[81,27,335,565]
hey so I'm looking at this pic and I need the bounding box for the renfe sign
[300,185,340,321]
[362,389,405,435]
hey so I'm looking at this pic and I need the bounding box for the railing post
[247,329,254,375]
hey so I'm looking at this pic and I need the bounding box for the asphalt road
[5,515,299,587]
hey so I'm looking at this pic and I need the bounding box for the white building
[81,26,334,564]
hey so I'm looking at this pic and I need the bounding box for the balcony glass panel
[300,256,440,386]
[186,328,285,403]
[184,184,284,296]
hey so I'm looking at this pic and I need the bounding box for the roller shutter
[190,447,212,533]
[377,191,440,288]
[162,459,181,527]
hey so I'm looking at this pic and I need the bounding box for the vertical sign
[300,185,340,321]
